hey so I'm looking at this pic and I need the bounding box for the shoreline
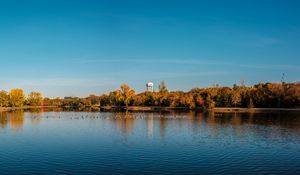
[212,107,300,112]
[1,106,300,112]
[0,106,58,112]
[99,106,300,112]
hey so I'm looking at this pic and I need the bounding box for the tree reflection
[199,111,300,138]
[147,113,154,139]
[159,113,167,138]
[30,109,43,125]
[9,110,25,130]
[0,110,26,130]
[115,111,135,136]
[0,112,8,128]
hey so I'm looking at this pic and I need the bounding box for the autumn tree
[2,81,296,109]
[9,89,25,107]
[204,94,215,110]
[132,93,146,106]
[248,98,254,108]
[195,95,204,107]
[42,98,50,106]
[120,84,135,108]
[107,91,120,106]
[86,95,100,106]
[215,87,232,107]
[0,90,9,107]
[99,94,110,106]
[158,92,170,106]
[51,98,63,106]
[146,92,159,106]
[27,91,43,106]
[180,94,196,109]
[231,90,241,108]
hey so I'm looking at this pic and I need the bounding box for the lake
[1,109,300,174]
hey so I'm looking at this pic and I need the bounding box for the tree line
[0,89,42,107]
[1,81,300,109]
[97,82,300,109]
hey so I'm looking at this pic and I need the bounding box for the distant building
[146,82,154,92]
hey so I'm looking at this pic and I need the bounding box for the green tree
[27,92,43,106]
[9,89,25,107]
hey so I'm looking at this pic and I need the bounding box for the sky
[0,0,300,97]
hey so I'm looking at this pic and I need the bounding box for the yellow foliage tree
[120,84,135,108]
[0,90,9,107]
[9,89,25,107]
[27,91,43,106]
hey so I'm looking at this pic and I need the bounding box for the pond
[0,110,300,174]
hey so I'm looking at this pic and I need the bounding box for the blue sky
[0,0,299,97]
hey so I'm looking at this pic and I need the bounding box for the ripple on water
[0,111,300,174]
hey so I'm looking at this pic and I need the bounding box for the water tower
[146,82,154,92]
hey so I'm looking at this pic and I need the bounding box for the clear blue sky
[0,0,299,97]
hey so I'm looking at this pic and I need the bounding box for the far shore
[1,106,300,112]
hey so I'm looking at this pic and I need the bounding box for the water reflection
[159,116,166,137]
[30,110,43,125]
[147,113,154,139]
[98,111,300,141]
[0,110,300,174]
[0,109,42,130]
[0,109,300,137]
[8,110,25,130]
[0,111,8,128]
[115,112,135,136]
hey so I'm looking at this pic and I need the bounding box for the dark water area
[1,109,300,174]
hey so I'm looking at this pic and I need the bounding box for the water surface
[1,110,300,174]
